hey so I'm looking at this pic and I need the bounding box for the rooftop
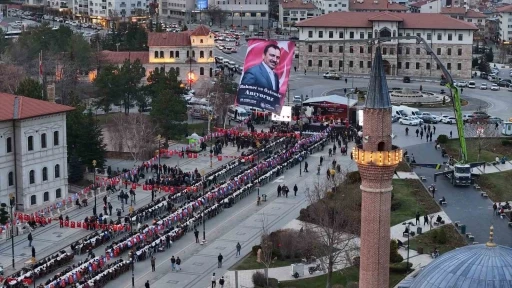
[280,0,317,9]
[190,25,211,36]
[409,0,429,8]
[349,0,408,11]
[303,95,358,107]
[295,11,478,30]
[497,4,512,13]
[0,93,74,122]
[441,7,487,17]
[148,25,211,47]
[100,51,150,65]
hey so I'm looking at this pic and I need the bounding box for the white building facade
[312,0,348,14]
[73,0,149,22]
[0,94,73,212]
[211,0,270,28]
[498,5,512,42]
[279,0,321,28]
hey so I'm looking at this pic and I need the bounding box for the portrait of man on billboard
[236,40,295,114]
[240,44,281,93]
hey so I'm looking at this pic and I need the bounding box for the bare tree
[210,76,237,127]
[0,64,25,94]
[302,170,361,288]
[109,113,158,162]
[205,5,228,26]
[464,121,501,161]
[258,214,274,286]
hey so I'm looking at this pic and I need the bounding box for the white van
[392,106,407,119]
[227,105,249,122]
[397,105,420,117]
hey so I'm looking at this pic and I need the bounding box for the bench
[481,192,488,198]
[439,200,447,206]
[474,184,481,190]
[420,176,427,182]
[465,233,472,238]
[468,235,475,241]
[454,221,461,227]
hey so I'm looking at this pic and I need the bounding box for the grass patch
[391,179,441,226]
[230,253,302,270]
[277,266,407,288]
[442,138,512,163]
[478,170,512,202]
[396,160,412,172]
[407,224,467,255]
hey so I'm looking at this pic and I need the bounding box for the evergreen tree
[68,154,84,183]
[16,77,44,99]
[151,91,188,140]
[485,47,494,63]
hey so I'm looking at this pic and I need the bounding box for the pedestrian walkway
[221,212,452,288]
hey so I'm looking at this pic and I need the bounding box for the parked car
[490,84,500,91]
[422,115,438,124]
[488,117,503,124]
[442,116,457,124]
[323,72,341,80]
[456,80,468,87]
[497,81,510,87]
[463,114,475,123]
[472,111,490,119]
[468,81,476,88]
[440,78,447,86]
[480,83,488,90]
[480,72,488,79]
[403,76,411,83]
[399,116,420,126]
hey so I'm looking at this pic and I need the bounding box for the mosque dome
[405,243,512,288]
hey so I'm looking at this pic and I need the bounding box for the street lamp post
[202,207,206,243]
[131,254,135,287]
[92,160,97,215]
[157,135,162,184]
[231,9,233,27]
[9,194,15,269]
[402,221,414,273]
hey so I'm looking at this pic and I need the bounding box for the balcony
[352,146,403,167]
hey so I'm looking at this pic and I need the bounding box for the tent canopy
[187,133,202,140]
[303,95,358,107]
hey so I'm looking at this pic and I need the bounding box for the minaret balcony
[352,145,402,167]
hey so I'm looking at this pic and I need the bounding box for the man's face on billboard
[263,47,281,70]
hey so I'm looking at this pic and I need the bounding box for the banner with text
[237,39,295,114]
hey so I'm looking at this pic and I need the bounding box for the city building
[441,7,486,40]
[348,0,407,13]
[158,0,193,22]
[47,0,72,11]
[352,46,401,288]
[409,0,445,13]
[211,0,270,29]
[100,25,215,85]
[497,5,512,42]
[279,0,321,29]
[0,94,74,211]
[312,0,349,14]
[73,0,149,24]
[295,11,477,78]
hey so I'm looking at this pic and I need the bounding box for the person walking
[304,161,308,172]
[151,256,156,272]
[236,242,241,257]
[420,130,424,140]
[176,257,182,271]
[211,273,217,288]
[219,276,225,288]
[405,127,409,136]
[151,189,155,202]
[416,128,419,137]
[423,214,429,226]
[415,211,420,225]
[293,184,298,196]
[108,202,113,216]
[433,126,436,134]
[320,156,324,166]
[217,253,223,268]
[194,229,200,243]
[27,232,33,247]
[145,280,150,288]
[277,185,282,197]
[171,256,176,271]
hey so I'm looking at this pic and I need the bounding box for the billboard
[271,105,292,122]
[237,39,295,114]
[196,0,207,10]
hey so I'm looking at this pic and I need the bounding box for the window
[170,51,174,58]
[209,68,213,77]
[349,46,354,53]
[367,46,372,54]
[55,164,60,178]
[457,48,462,56]
[339,60,343,69]
[458,34,463,41]
[29,170,35,184]
[308,45,312,53]
[360,32,364,39]
[349,31,354,39]
[328,46,333,53]
[328,31,333,38]
[339,32,344,38]
[382,47,387,55]
[200,67,204,75]
[154,51,158,58]
[427,33,432,40]
[447,63,451,70]
[176,51,180,58]
[397,62,402,69]
[448,34,452,41]
[176,67,180,75]
[328,60,333,68]
[437,33,442,40]
[339,46,344,53]
[200,39,203,43]
[368,32,372,39]
[390,48,395,55]
[308,60,312,67]
[436,48,441,55]
[192,51,196,58]
[308,31,313,38]
[53,131,59,146]
[8,172,14,186]
[56,188,62,199]
[406,48,410,55]
[318,60,322,67]
[457,63,462,70]
[416,48,420,55]
[30,195,36,205]
[41,133,47,149]
[447,48,452,55]
[43,192,49,202]
[200,51,204,58]
[360,46,364,53]
[416,62,420,69]
[359,61,363,68]
[405,62,410,69]
[437,64,440,70]
[349,61,353,68]
[397,47,402,55]
[319,45,323,52]
[27,136,33,151]
[426,63,431,70]
[42,167,48,181]
[209,51,213,58]
[6,137,12,153]
[318,31,323,38]
[159,51,164,58]
[367,61,372,68]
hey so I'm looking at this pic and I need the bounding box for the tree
[303,171,360,288]
[182,25,188,31]
[210,76,237,127]
[0,29,7,58]
[259,216,274,287]
[0,64,25,94]
[146,67,185,99]
[485,47,494,63]
[205,5,227,26]
[68,154,84,183]
[478,55,491,73]
[150,91,188,140]
[16,77,44,99]
[464,120,501,162]
[109,113,157,162]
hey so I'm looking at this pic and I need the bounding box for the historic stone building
[295,11,477,79]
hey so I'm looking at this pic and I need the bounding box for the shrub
[346,283,359,288]
[346,171,361,184]
[390,199,402,211]
[437,134,449,144]
[390,240,404,263]
[389,262,413,273]
[252,245,262,256]
[502,139,512,146]
[252,271,266,287]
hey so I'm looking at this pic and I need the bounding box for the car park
[468,81,476,88]
[442,116,457,124]
[491,84,500,91]
[399,116,420,126]
[480,83,487,90]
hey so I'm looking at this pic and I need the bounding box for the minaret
[352,46,402,288]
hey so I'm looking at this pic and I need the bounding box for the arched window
[27,136,34,151]
[8,172,14,186]
[377,141,385,151]
[192,51,195,58]
[42,167,48,181]
[53,131,59,146]
[200,39,203,43]
[43,192,49,202]
[209,50,213,58]
[154,51,159,58]
[55,188,62,199]
[159,51,164,58]
[41,133,47,148]
[200,67,204,75]
[170,51,174,58]
[29,170,35,184]
[209,67,213,77]
[176,51,180,58]
[200,51,204,58]
[55,164,60,178]
[30,195,36,205]
[379,28,391,38]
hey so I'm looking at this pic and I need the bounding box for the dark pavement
[405,143,512,247]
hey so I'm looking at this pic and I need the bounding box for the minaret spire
[366,45,391,109]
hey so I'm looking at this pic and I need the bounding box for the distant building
[0,93,74,211]
[157,0,194,23]
[441,7,486,38]
[279,0,321,28]
[210,0,270,29]
[348,0,408,13]
[73,0,149,25]
[497,5,512,42]
[312,0,349,14]
[296,11,477,79]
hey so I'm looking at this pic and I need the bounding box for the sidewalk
[0,142,246,276]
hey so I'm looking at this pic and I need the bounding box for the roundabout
[388,87,449,106]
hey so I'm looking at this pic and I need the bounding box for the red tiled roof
[441,6,466,14]
[190,25,211,36]
[368,12,404,21]
[349,0,408,11]
[0,93,74,122]
[100,51,150,64]
[497,5,512,12]
[295,12,478,30]
[410,0,429,8]
[148,32,191,47]
[466,10,487,18]
[281,0,317,9]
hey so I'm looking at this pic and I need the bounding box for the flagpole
[40,50,44,100]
